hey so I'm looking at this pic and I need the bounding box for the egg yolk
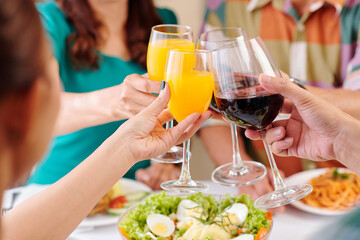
[153,223,168,236]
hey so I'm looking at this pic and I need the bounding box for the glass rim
[199,27,247,43]
[151,24,192,35]
[210,41,244,53]
[167,49,213,55]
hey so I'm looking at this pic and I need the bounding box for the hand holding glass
[160,49,213,193]
[212,38,312,209]
[147,24,195,163]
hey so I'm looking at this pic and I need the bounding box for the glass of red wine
[211,38,312,209]
[198,28,267,187]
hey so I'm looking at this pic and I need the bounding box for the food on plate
[88,181,123,216]
[88,181,149,216]
[301,168,360,211]
[119,192,272,240]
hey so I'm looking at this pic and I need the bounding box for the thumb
[259,74,312,106]
[138,81,170,118]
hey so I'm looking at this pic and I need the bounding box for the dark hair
[59,0,163,71]
[0,0,44,98]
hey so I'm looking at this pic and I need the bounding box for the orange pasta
[301,168,360,211]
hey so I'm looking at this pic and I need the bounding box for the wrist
[333,115,360,172]
[104,132,137,167]
[93,88,120,122]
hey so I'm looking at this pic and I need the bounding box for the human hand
[245,74,346,161]
[238,168,285,213]
[102,73,161,121]
[114,82,211,164]
[135,163,181,190]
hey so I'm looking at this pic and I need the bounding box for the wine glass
[198,28,266,186]
[147,24,195,163]
[160,49,213,193]
[211,39,312,209]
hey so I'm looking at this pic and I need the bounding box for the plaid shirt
[203,0,358,172]
[203,0,360,90]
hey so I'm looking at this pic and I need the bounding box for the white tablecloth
[3,181,340,240]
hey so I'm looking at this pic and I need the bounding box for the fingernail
[160,81,165,91]
[284,137,293,143]
[274,128,282,135]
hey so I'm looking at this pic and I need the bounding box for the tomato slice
[109,196,127,209]
[266,211,273,221]
[255,227,268,240]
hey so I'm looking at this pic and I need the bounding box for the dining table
[2,180,341,240]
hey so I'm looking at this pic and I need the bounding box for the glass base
[254,184,313,209]
[151,146,186,163]
[160,179,209,193]
[212,161,267,187]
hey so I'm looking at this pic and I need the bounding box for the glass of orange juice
[160,49,213,193]
[147,24,195,163]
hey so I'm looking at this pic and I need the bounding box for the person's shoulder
[36,1,64,18]
[342,0,360,12]
[35,1,72,61]
[156,8,177,24]
[35,1,70,30]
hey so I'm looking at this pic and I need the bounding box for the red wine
[215,76,284,130]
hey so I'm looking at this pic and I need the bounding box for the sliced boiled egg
[146,213,175,238]
[225,203,248,225]
[231,234,254,240]
[176,199,199,221]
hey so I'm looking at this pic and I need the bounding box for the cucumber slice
[126,191,149,203]
[123,201,136,208]
[106,207,128,216]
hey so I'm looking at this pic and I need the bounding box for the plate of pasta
[285,168,360,216]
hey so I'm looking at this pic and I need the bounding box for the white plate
[284,168,358,216]
[7,179,150,228]
[78,178,151,228]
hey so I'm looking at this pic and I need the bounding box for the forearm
[2,134,134,240]
[54,91,119,135]
[334,115,360,176]
[307,86,360,120]
[198,124,252,166]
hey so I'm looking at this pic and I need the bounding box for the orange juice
[147,39,195,81]
[167,70,214,122]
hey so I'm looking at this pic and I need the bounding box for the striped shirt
[203,0,360,90]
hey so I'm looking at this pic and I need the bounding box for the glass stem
[229,124,249,176]
[177,139,192,184]
[231,124,244,169]
[260,130,286,191]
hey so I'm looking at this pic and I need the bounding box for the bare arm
[1,86,211,240]
[307,86,360,121]
[54,74,161,136]
[2,139,134,240]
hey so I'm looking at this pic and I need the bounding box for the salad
[119,192,272,240]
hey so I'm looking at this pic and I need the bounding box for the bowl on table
[117,192,273,240]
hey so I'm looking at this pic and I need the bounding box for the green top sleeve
[36,2,73,62]
[157,8,178,25]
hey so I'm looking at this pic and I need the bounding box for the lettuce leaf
[119,192,270,239]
